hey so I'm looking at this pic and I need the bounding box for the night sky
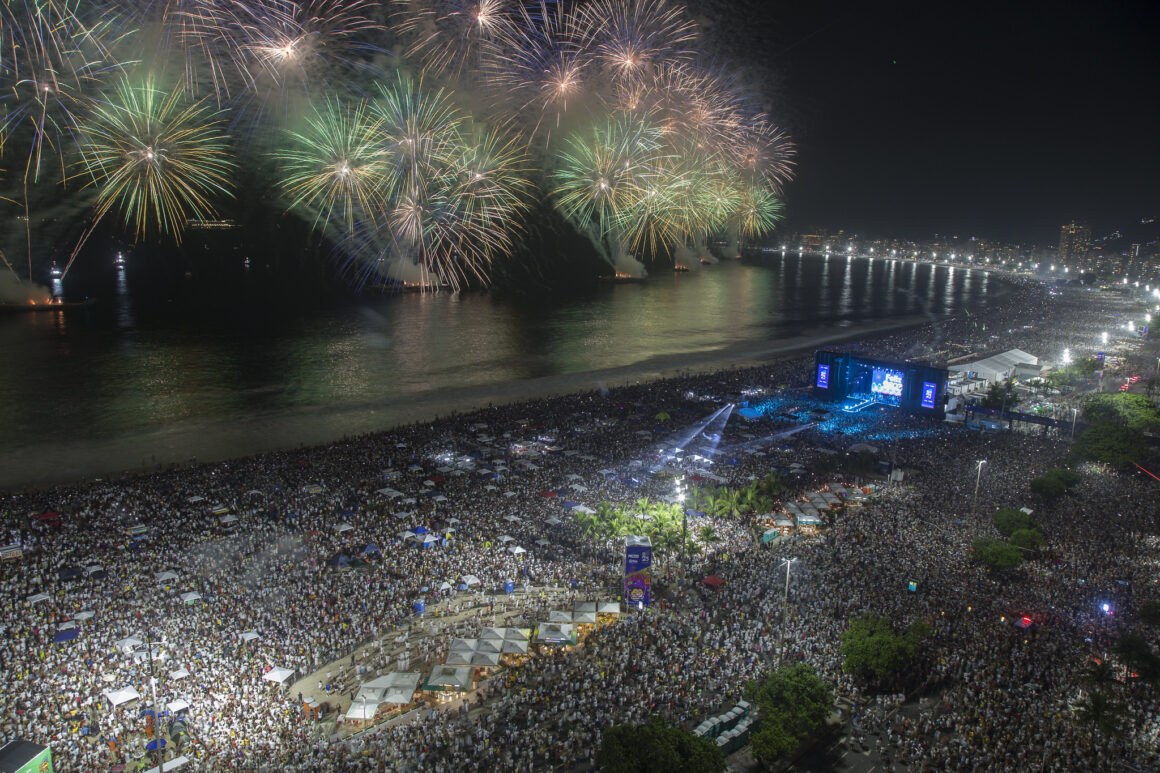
[696,0,1160,244]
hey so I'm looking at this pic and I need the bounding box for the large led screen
[871,367,904,405]
[816,364,830,389]
[921,381,937,409]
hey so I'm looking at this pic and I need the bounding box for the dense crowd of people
[1,277,1157,772]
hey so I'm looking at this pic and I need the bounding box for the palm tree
[1083,660,1117,690]
[697,525,720,552]
[1076,690,1125,739]
[713,489,744,519]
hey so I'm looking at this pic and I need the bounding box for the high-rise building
[1057,221,1090,268]
[1123,243,1141,276]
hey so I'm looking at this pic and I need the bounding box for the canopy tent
[573,611,597,624]
[334,522,355,534]
[422,665,474,693]
[502,514,520,523]
[239,631,261,643]
[53,628,79,643]
[461,575,481,586]
[361,672,421,705]
[115,636,144,654]
[545,517,563,526]
[702,575,726,589]
[103,687,140,706]
[503,491,518,498]
[574,602,597,613]
[179,592,202,604]
[155,571,178,584]
[168,668,191,680]
[535,539,550,546]
[597,601,622,615]
[548,610,572,623]
[376,488,404,498]
[166,698,191,713]
[508,546,526,555]
[262,667,295,684]
[219,514,239,525]
[74,610,95,621]
[143,757,191,773]
[535,623,577,645]
[498,535,514,543]
[26,592,50,605]
[345,698,380,721]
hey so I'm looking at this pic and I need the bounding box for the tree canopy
[743,663,834,763]
[972,537,1024,572]
[1071,422,1149,468]
[597,718,725,773]
[840,613,927,684]
[1083,393,1160,433]
[992,508,1037,537]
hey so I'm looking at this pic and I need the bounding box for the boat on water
[596,273,647,284]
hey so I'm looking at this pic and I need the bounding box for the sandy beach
[1,314,934,491]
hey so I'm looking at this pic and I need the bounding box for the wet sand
[1,314,935,491]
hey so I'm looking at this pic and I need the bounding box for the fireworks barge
[0,298,97,313]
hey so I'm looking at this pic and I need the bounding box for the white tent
[168,668,190,680]
[334,523,355,534]
[597,601,621,615]
[155,571,178,584]
[461,575,481,586]
[27,592,50,605]
[57,620,77,631]
[503,515,520,522]
[432,495,448,503]
[143,756,191,773]
[74,610,95,621]
[115,636,143,654]
[571,505,595,515]
[187,496,206,503]
[423,665,474,692]
[220,514,239,525]
[179,592,202,604]
[498,535,515,543]
[376,488,404,499]
[166,698,191,713]
[345,697,380,720]
[508,546,526,555]
[438,581,453,592]
[262,667,295,684]
[103,687,140,706]
[239,631,261,643]
[569,483,588,491]
[545,517,562,526]
[548,610,572,623]
[85,565,106,577]
[535,539,550,546]
[503,491,518,498]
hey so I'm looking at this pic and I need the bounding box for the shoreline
[1,314,938,492]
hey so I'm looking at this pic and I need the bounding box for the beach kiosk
[0,740,52,773]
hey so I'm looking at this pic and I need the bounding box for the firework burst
[75,75,235,243]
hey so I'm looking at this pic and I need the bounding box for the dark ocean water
[0,254,1007,486]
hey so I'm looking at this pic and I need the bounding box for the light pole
[972,460,987,517]
[777,558,795,669]
[1071,407,1079,441]
[676,477,687,579]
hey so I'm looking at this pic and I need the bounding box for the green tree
[1113,631,1160,682]
[1044,468,1082,488]
[1071,421,1148,468]
[744,663,834,764]
[840,613,926,684]
[1029,475,1066,500]
[972,537,1024,572]
[980,380,1019,411]
[1139,600,1160,627]
[1082,659,1117,690]
[712,488,745,519]
[1083,393,1160,433]
[597,717,725,773]
[1009,528,1044,551]
[992,508,1037,537]
[697,525,719,551]
[1075,690,1125,739]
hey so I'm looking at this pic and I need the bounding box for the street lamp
[676,477,687,578]
[972,460,987,517]
[777,558,796,669]
[1071,407,1079,441]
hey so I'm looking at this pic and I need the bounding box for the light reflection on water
[0,256,1012,481]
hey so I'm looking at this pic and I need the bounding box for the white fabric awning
[239,631,260,642]
[179,592,202,604]
[155,571,178,583]
[104,687,140,706]
[262,667,295,684]
[168,668,191,680]
[167,698,190,713]
[334,522,355,534]
[143,756,191,773]
[461,575,481,586]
